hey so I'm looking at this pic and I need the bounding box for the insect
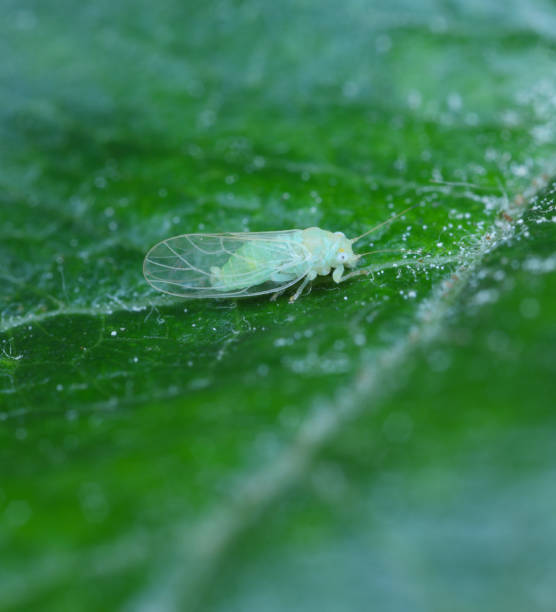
[143,206,415,303]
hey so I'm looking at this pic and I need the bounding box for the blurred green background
[1,1,556,610]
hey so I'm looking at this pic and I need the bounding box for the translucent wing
[143,231,313,298]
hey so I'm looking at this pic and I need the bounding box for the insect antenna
[351,203,420,244]
[356,248,422,259]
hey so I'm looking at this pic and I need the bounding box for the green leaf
[1,1,556,610]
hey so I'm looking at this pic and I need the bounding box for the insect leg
[332,265,345,283]
[269,288,287,302]
[336,268,372,283]
[288,271,317,303]
[268,270,299,301]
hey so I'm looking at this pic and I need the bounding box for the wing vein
[164,242,210,277]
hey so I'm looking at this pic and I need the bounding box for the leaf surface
[1,1,556,610]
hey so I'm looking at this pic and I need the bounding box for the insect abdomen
[210,242,278,290]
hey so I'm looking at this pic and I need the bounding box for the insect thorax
[300,227,343,263]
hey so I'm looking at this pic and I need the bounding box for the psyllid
[143,206,417,303]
